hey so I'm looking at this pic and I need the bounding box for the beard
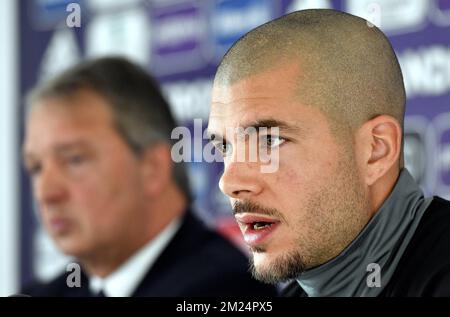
[233,201,305,284]
[249,246,307,284]
[241,148,369,285]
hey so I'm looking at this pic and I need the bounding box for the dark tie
[93,290,107,297]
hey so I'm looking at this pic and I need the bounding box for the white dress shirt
[89,217,182,297]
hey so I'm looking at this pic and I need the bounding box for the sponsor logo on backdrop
[430,0,450,26]
[162,79,213,121]
[404,116,428,185]
[150,1,210,76]
[86,9,151,65]
[39,28,81,82]
[30,0,83,30]
[404,113,450,200]
[210,0,278,61]
[429,112,450,198]
[399,45,450,98]
[346,0,429,35]
[86,0,141,11]
[287,0,332,12]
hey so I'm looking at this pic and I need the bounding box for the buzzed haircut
[215,9,406,142]
[27,57,191,202]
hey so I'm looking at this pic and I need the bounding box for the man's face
[208,64,371,283]
[23,90,148,259]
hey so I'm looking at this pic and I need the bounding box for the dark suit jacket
[23,211,277,297]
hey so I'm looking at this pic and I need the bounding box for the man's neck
[80,184,187,277]
[81,236,154,278]
[369,167,400,218]
[297,168,431,297]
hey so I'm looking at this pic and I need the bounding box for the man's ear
[140,143,173,196]
[356,115,402,186]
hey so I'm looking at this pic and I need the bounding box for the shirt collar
[89,216,182,297]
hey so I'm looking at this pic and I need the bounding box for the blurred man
[208,9,450,296]
[22,57,276,297]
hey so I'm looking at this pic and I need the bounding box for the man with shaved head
[208,9,450,297]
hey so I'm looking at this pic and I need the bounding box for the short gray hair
[27,56,192,202]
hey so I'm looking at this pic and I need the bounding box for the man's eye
[27,163,42,176]
[67,154,86,165]
[213,141,232,156]
[260,135,285,148]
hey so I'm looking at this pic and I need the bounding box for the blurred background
[0,0,449,296]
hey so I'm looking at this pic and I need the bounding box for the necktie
[94,290,106,297]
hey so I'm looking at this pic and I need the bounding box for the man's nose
[219,160,263,200]
[34,163,68,206]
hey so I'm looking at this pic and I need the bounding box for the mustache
[232,200,286,222]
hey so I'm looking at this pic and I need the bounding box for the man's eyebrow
[23,141,90,159]
[241,119,301,133]
[53,141,90,154]
[207,118,301,142]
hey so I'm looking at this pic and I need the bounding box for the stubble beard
[248,151,369,284]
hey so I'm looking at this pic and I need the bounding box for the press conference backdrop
[15,0,450,289]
